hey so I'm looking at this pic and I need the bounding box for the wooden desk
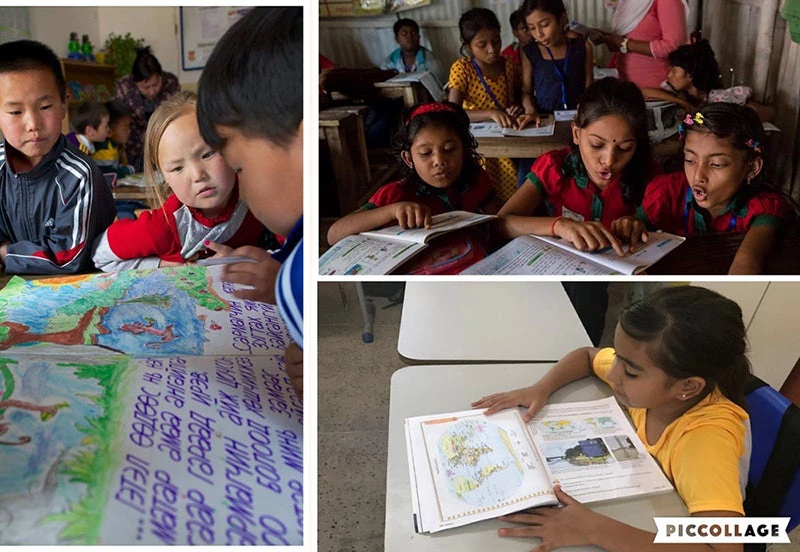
[385,363,689,551]
[374,79,434,106]
[398,282,591,363]
[649,224,800,275]
[320,107,372,214]
[111,185,148,202]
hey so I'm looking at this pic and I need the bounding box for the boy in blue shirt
[0,40,115,274]
[198,8,304,399]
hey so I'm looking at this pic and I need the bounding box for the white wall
[29,6,201,88]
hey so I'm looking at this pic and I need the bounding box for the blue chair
[744,375,800,532]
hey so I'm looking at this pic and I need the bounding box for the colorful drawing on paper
[437,419,524,507]
[0,268,227,355]
[0,355,131,544]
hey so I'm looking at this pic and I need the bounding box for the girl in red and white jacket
[92,91,275,271]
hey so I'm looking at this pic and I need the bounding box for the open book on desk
[462,231,685,275]
[405,396,673,534]
[470,115,555,138]
[319,211,495,275]
[381,70,444,101]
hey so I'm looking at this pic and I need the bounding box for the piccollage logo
[654,518,791,544]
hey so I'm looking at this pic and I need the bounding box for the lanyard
[471,58,506,111]
[682,188,736,234]
[544,43,570,110]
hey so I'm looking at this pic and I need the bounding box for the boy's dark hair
[668,40,722,92]
[520,0,567,19]
[198,7,302,149]
[0,40,66,101]
[619,286,751,410]
[509,9,525,30]
[394,18,419,36]
[574,77,652,206]
[458,8,501,57]
[131,46,163,82]
[105,100,131,128]
[71,101,109,134]
[393,101,483,193]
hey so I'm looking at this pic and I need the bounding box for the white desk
[398,282,592,363]
[385,363,688,551]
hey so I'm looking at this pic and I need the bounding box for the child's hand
[553,218,625,257]
[611,216,648,253]
[498,485,600,547]
[393,202,432,230]
[159,259,187,267]
[206,242,280,303]
[285,342,303,401]
[506,104,524,118]
[490,109,516,128]
[516,112,541,130]
[472,383,551,422]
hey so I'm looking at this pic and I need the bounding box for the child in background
[381,18,446,87]
[0,40,115,274]
[474,286,751,550]
[448,7,523,201]
[92,100,135,177]
[641,40,775,121]
[521,0,593,121]
[498,78,655,255]
[92,91,271,271]
[634,103,790,274]
[69,100,110,155]
[501,10,533,66]
[197,8,304,400]
[327,101,501,244]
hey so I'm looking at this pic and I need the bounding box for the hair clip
[745,139,762,154]
[404,102,457,126]
[678,123,686,140]
[693,112,704,125]
[683,113,694,126]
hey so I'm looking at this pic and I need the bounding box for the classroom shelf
[60,59,116,133]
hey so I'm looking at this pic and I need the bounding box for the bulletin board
[179,6,252,71]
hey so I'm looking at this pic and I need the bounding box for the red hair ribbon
[405,102,457,125]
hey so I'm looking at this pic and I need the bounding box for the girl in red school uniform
[632,103,790,274]
[497,77,656,256]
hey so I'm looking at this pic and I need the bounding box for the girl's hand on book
[393,202,432,230]
[554,219,625,257]
[498,485,600,549]
[471,383,551,422]
[516,112,541,130]
[490,109,516,128]
[610,216,649,252]
[506,104,524,118]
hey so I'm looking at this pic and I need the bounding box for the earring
[681,394,687,399]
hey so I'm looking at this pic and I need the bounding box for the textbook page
[361,211,495,245]
[461,235,616,275]
[527,397,673,504]
[0,353,303,545]
[406,408,556,533]
[383,71,444,100]
[534,231,685,274]
[318,234,427,276]
[469,117,555,138]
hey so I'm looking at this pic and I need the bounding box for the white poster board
[179,6,252,71]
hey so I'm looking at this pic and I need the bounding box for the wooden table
[374,79,434,107]
[319,106,372,214]
[385,363,689,551]
[111,185,148,202]
[398,282,591,364]
[649,224,800,275]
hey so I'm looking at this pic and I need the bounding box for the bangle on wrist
[551,216,565,236]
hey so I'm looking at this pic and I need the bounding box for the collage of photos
[0,1,800,552]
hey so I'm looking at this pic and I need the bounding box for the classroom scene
[318,281,800,551]
[0,6,304,545]
[318,0,800,276]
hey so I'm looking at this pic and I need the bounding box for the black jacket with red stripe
[0,135,116,274]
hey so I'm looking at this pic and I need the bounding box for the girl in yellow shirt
[474,286,750,552]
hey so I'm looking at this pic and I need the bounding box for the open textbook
[405,397,673,533]
[318,211,495,275]
[461,231,685,275]
[470,115,555,138]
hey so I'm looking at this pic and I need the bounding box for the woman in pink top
[599,0,688,89]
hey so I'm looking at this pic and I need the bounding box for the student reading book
[320,210,494,275]
[406,395,673,533]
[473,286,751,551]
[461,231,684,275]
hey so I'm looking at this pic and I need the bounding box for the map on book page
[0,354,302,545]
[0,266,289,357]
